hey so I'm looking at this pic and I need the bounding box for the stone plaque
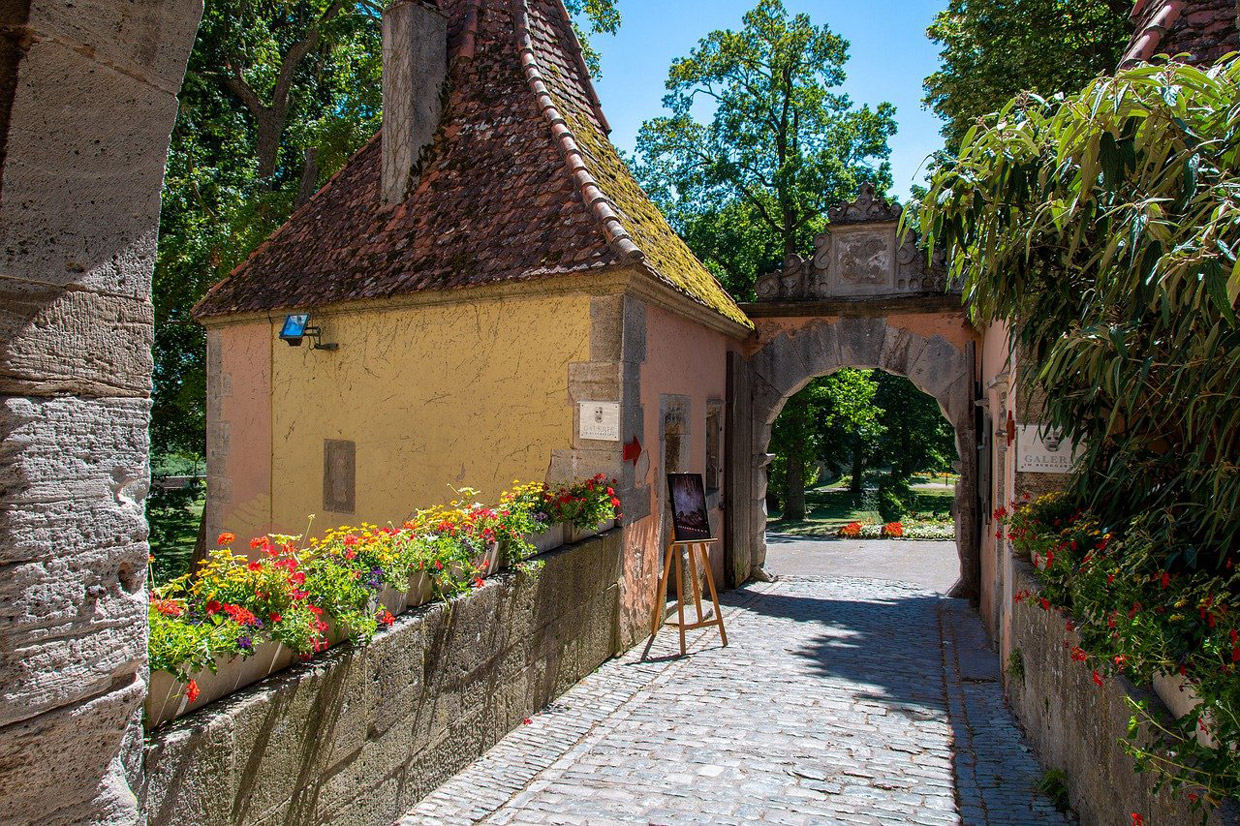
[324,439,356,512]
[1016,426,1079,474]
[578,401,621,441]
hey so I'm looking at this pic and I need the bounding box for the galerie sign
[578,401,620,441]
[1016,425,1079,474]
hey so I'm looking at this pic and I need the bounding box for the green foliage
[921,59,1240,575]
[769,370,957,516]
[877,476,913,523]
[923,0,1129,148]
[1007,495,1240,808]
[1036,768,1070,813]
[874,372,957,478]
[634,0,896,296]
[1007,648,1026,683]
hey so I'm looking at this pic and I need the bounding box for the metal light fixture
[279,313,338,350]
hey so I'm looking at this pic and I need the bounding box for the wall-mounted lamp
[279,313,338,350]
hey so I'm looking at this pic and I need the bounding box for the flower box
[146,639,297,727]
[527,523,565,553]
[566,519,615,544]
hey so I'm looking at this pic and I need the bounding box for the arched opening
[762,367,962,592]
[737,314,980,597]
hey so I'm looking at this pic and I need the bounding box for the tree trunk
[850,442,865,492]
[295,146,319,206]
[785,443,806,521]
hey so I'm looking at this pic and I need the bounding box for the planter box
[146,542,501,729]
[566,519,615,544]
[147,640,297,728]
[528,524,565,553]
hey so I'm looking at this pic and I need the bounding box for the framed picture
[668,473,712,541]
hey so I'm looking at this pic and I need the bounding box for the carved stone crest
[827,181,902,225]
[752,183,954,302]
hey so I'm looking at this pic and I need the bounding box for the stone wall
[143,531,623,826]
[0,1,200,823]
[1007,558,1234,826]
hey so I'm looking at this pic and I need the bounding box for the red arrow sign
[623,436,642,464]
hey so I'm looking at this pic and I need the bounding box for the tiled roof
[1121,0,1238,67]
[193,0,751,329]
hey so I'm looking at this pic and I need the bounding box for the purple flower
[238,636,253,651]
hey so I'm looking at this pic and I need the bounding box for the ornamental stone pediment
[755,183,954,302]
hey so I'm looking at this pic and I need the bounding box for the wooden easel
[649,536,728,656]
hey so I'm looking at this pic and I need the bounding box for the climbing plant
[921,58,1240,806]
[920,58,1240,570]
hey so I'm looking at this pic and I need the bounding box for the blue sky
[591,0,950,202]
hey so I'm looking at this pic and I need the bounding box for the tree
[769,369,882,519]
[635,0,896,269]
[920,60,1240,560]
[872,372,955,480]
[923,0,1130,148]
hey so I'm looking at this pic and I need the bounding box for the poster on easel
[668,473,711,541]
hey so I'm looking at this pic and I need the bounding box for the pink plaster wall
[749,311,977,359]
[618,302,738,645]
[207,321,274,554]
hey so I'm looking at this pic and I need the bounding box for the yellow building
[192,0,753,645]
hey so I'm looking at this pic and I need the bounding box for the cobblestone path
[398,575,1071,826]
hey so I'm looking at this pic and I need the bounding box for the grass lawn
[768,472,957,539]
[148,489,205,585]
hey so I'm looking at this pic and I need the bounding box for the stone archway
[726,186,981,598]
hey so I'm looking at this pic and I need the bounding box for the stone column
[0,1,200,823]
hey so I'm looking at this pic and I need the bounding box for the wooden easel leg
[687,542,705,622]
[674,543,687,656]
[650,540,675,638]
[700,545,728,647]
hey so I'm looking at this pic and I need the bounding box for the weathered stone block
[906,335,966,403]
[0,543,147,726]
[0,676,145,825]
[142,712,236,826]
[567,361,622,403]
[27,0,203,92]
[834,316,887,368]
[589,294,624,362]
[0,39,179,295]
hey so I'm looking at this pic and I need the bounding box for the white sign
[578,401,621,441]
[1017,425,1079,474]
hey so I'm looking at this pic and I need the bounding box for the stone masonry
[143,531,623,826]
[0,1,200,823]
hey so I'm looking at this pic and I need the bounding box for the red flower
[379,609,395,626]
[269,612,282,623]
[473,577,485,589]
[344,549,357,560]
[1132,814,1144,826]
[289,571,306,586]
[250,536,266,550]
[522,717,532,725]
[344,534,358,546]
[185,679,200,703]
[1039,598,1050,611]
[217,532,236,546]
[1160,572,1171,589]
[206,600,221,615]
[248,561,262,572]
[1092,670,1104,687]
[154,599,182,618]
[1070,647,1087,663]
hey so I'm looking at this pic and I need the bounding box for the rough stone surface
[400,572,1071,826]
[1007,559,1232,826]
[142,532,624,826]
[0,1,199,823]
